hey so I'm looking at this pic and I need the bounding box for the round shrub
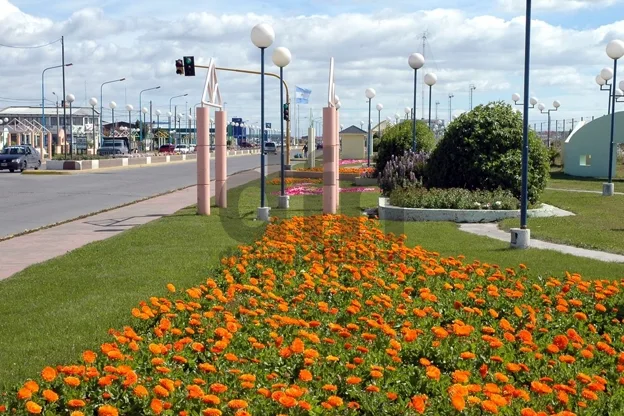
[379,150,429,196]
[425,102,549,204]
[376,120,435,174]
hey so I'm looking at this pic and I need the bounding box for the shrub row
[389,187,520,210]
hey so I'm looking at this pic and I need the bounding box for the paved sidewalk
[459,223,624,263]
[0,168,274,281]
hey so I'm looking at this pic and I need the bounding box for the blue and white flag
[295,86,312,104]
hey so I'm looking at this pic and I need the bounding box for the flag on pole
[295,86,312,104]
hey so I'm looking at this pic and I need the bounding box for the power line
[0,38,61,49]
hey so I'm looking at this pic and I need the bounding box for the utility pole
[421,31,428,120]
[61,35,67,158]
[469,84,476,110]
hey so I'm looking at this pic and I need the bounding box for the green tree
[375,120,435,173]
[425,101,549,204]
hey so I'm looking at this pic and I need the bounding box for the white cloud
[498,0,621,12]
[0,0,623,131]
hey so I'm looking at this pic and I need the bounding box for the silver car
[0,145,42,172]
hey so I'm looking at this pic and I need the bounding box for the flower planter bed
[2,214,622,415]
[284,170,359,181]
[272,184,378,196]
[378,197,574,223]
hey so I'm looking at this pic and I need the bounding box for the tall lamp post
[596,68,613,115]
[376,103,383,139]
[155,110,162,146]
[251,22,275,221]
[100,78,125,146]
[139,86,161,145]
[272,46,292,209]
[448,94,454,122]
[167,112,172,144]
[604,39,624,196]
[42,63,72,147]
[404,107,411,120]
[141,107,149,150]
[408,53,425,151]
[126,105,133,142]
[169,93,188,140]
[66,94,75,157]
[365,88,376,166]
[424,73,437,129]
[537,100,560,148]
[89,97,98,153]
[395,113,400,123]
[109,101,117,139]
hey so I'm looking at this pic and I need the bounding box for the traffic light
[183,56,195,76]
[175,59,183,75]
[283,103,290,121]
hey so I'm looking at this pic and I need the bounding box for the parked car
[159,144,176,154]
[0,145,41,172]
[239,142,253,148]
[175,144,190,154]
[188,144,196,152]
[264,142,277,155]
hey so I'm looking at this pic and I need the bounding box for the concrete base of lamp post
[257,206,271,222]
[285,164,292,170]
[602,182,615,196]
[510,228,530,249]
[278,195,290,209]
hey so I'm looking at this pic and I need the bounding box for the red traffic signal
[175,59,184,75]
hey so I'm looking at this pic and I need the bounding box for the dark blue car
[0,145,41,173]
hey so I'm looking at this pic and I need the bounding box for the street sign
[266,123,271,129]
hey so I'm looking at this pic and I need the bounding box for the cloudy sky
[1,0,623,136]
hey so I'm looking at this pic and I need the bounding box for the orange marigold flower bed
[2,215,624,415]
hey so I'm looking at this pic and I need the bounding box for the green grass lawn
[548,166,624,191]
[3,176,624,388]
[500,189,624,255]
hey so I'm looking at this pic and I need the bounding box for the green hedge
[389,186,519,210]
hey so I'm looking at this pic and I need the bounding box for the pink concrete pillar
[323,107,337,214]
[196,107,211,216]
[336,110,340,208]
[47,132,52,158]
[215,110,227,208]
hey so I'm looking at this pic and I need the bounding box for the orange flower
[322,384,338,391]
[98,405,119,416]
[42,389,59,402]
[17,388,32,400]
[530,381,553,395]
[346,376,362,385]
[41,367,57,382]
[64,376,81,387]
[410,395,427,414]
[451,394,466,411]
[298,369,313,382]
[134,385,149,398]
[227,400,248,409]
[327,396,343,407]
[426,366,441,380]
[481,400,499,414]
[68,399,86,408]
[559,355,576,364]
[452,370,470,383]
[201,409,222,416]
[150,399,164,414]
[279,395,298,408]
[25,401,42,414]
[209,383,228,394]
[460,352,476,360]
[82,350,97,364]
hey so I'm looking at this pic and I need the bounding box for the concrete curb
[378,197,575,223]
[45,149,265,171]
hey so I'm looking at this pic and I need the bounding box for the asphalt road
[0,152,293,238]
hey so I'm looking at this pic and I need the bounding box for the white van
[264,142,277,154]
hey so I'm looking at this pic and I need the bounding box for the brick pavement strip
[0,167,268,281]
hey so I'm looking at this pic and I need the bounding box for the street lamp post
[537,100,560,148]
[169,93,188,142]
[155,110,162,146]
[251,22,275,221]
[42,63,72,150]
[448,94,454,122]
[365,88,376,166]
[409,53,425,151]
[604,39,624,195]
[272,46,292,209]
[142,107,149,150]
[394,113,400,123]
[167,112,172,144]
[596,68,613,115]
[404,107,411,120]
[66,94,75,157]
[100,78,125,148]
[89,97,97,153]
[109,101,117,142]
[376,103,383,139]
[126,105,133,142]
[139,86,161,146]
[424,73,437,129]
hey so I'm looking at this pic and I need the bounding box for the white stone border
[378,197,574,223]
